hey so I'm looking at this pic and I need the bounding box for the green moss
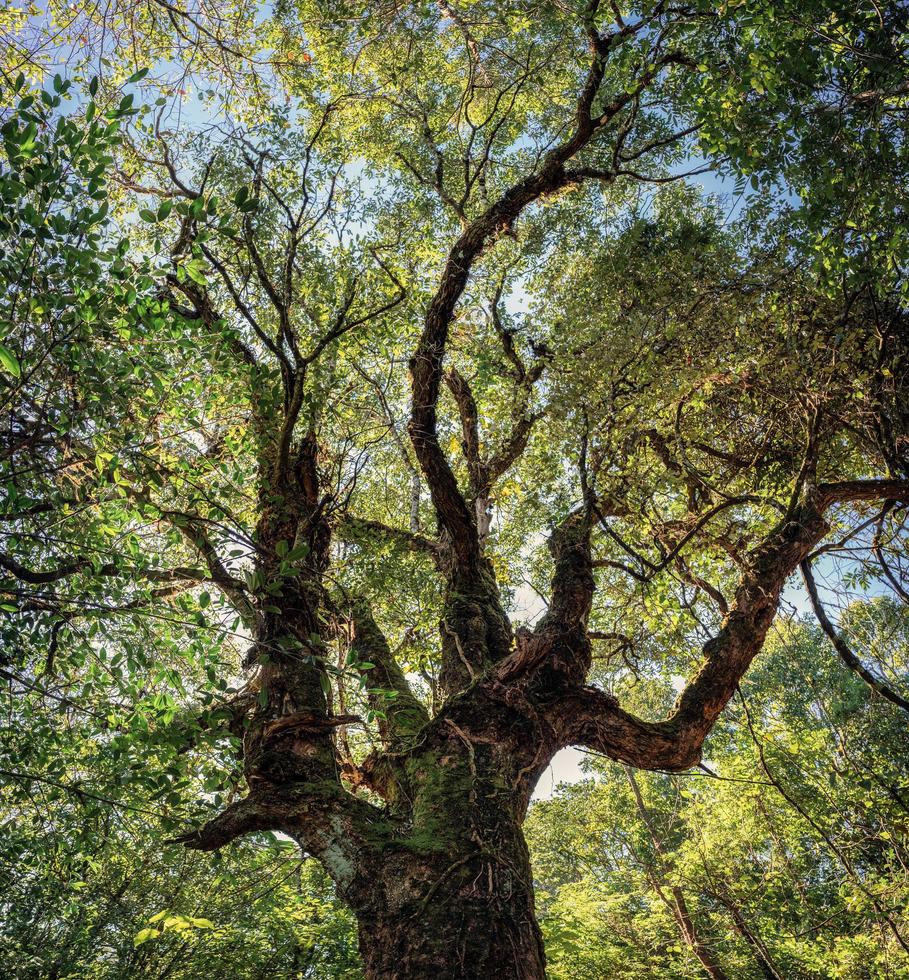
[395,750,476,854]
[387,702,430,738]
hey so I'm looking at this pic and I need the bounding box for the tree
[2,794,361,980]
[526,614,909,978]
[2,2,908,977]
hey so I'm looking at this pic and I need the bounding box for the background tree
[527,615,909,979]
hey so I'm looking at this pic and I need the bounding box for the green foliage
[527,615,909,979]
[1,798,361,978]
[687,1,909,295]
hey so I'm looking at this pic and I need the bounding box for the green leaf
[0,342,21,377]
[183,259,207,286]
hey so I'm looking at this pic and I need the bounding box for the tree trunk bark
[353,826,546,979]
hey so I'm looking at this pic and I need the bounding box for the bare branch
[408,21,693,573]
[801,558,909,714]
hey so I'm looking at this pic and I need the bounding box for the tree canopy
[1,2,908,977]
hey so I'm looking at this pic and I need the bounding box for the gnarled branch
[408,20,692,574]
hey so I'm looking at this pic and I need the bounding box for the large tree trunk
[354,825,546,980]
[343,674,549,980]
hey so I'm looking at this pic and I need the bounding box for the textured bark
[407,16,685,579]
[355,827,545,980]
[439,565,513,695]
[547,499,832,770]
[5,5,906,975]
[175,469,909,975]
[344,698,550,979]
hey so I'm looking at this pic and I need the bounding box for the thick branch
[172,783,386,894]
[170,795,284,850]
[349,600,430,743]
[817,479,909,507]
[550,480,909,768]
[485,411,539,488]
[498,508,594,686]
[446,367,484,495]
[0,553,216,589]
[551,499,831,769]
